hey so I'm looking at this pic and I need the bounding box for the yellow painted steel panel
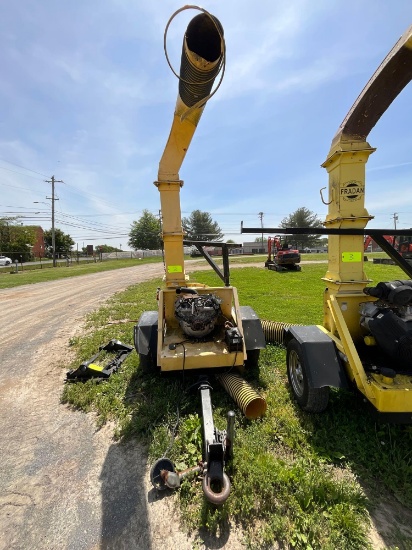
[341,252,362,262]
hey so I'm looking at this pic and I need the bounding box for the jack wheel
[286,338,329,412]
[150,458,175,490]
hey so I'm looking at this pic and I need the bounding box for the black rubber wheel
[150,458,175,490]
[286,338,329,412]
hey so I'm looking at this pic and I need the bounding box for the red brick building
[30,226,45,257]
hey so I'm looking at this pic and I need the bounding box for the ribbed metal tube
[216,373,266,419]
[261,319,294,346]
[179,13,223,107]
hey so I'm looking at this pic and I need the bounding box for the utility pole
[45,175,63,267]
[258,212,264,253]
[392,212,399,249]
[393,212,399,230]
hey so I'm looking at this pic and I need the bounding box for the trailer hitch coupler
[202,471,231,505]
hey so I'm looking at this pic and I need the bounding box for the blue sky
[0,1,411,250]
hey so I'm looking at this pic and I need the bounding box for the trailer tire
[286,338,329,412]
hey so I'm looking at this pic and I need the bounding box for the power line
[61,181,130,212]
[0,158,48,177]
[69,235,130,241]
[54,219,126,235]
[0,166,45,180]
[54,210,144,217]
[54,211,130,231]
[0,204,47,210]
[0,181,35,191]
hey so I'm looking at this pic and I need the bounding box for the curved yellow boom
[155,11,224,287]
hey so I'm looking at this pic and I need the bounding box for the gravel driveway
[0,262,248,550]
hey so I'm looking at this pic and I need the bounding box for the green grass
[61,260,412,549]
[0,254,266,289]
[0,251,391,291]
[0,256,163,289]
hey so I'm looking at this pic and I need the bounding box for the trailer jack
[66,339,133,382]
[150,377,235,505]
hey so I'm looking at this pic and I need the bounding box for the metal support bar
[240,225,412,237]
[184,240,241,286]
[240,225,412,278]
[200,382,216,462]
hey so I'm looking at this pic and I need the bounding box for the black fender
[239,306,266,351]
[285,325,349,389]
[134,311,158,357]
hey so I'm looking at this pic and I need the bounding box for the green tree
[44,228,74,258]
[280,207,323,249]
[182,210,223,242]
[128,209,162,250]
[0,219,36,261]
[0,218,12,255]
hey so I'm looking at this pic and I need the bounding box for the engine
[174,290,222,338]
[360,280,412,368]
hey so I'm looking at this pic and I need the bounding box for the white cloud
[1,0,411,248]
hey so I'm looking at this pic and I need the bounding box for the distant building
[242,241,268,254]
[29,226,45,257]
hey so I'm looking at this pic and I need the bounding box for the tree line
[1,206,324,262]
[128,207,325,250]
[128,209,224,250]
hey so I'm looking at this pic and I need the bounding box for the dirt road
[0,262,249,550]
[1,260,404,549]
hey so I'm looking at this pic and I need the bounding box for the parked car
[0,255,12,266]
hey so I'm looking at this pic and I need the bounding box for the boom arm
[155,10,224,287]
[331,25,412,147]
[322,25,412,339]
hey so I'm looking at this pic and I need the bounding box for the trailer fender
[134,311,158,356]
[239,306,266,350]
[285,325,348,389]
